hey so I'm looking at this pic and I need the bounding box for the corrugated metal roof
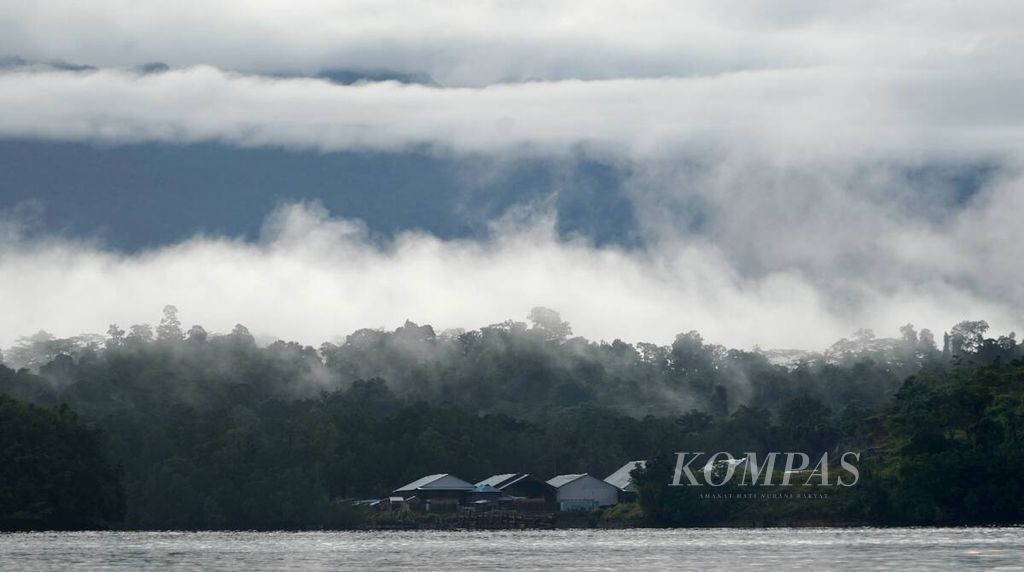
[476,473,542,489]
[471,484,503,494]
[393,473,475,493]
[501,474,534,488]
[604,460,646,491]
[476,473,518,487]
[546,473,587,488]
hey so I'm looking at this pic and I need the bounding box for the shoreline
[9,520,1023,533]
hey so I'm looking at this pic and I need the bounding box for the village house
[546,473,619,511]
[389,469,631,513]
[463,483,506,508]
[392,473,475,511]
[476,473,557,510]
[604,460,646,503]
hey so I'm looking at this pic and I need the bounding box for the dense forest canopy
[0,395,123,529]
[5,306,1014,417]
[1,306,1022,528]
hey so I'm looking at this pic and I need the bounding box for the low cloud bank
[0,65,1022,162]
[3,0,1022,86]
[0,202,1015,351]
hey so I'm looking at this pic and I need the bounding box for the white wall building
[546,473,619,510]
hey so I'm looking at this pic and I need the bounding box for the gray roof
[604,460,647,491]
[471,484,503,494]
[476,473,540,489]
[546,473,588,488]
[393,473,475,493]
[476,473,518,488]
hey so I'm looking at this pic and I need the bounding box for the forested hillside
[1,307,1021,528]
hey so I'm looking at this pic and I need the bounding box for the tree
[229,324,256,346]
[156,305,183,342]
[186,325,208,343]
[527,307,572,342]
[105,324,125,350]
[669,331,714,376]
[126,324,154,346]
[5,331,78,371]
[949,320,990,355]
[900,324,918,346]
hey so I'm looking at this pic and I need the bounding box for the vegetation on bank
[1,307,1022,529]
[0,395,123,529]
[635,360,1024,526]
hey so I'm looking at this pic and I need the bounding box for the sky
[1,1,1022,350]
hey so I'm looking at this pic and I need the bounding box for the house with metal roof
[604,460,647,502]
[393,473,475,511]
[546,473,619,511]
[463,483,507,507]
[476,473,557,509]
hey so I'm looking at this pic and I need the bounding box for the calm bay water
[1,528,1022,571]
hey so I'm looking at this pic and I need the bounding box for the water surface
[2,528,1022,571]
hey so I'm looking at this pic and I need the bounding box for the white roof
[393,473,475,493]
[604,460,647,491]
[546,473,588,488]
[476,473,518,487]
[476,473,541,489]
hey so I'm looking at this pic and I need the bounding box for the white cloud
[0,202,1017,351]
[2,1,1023,85]
[2,1,1023,351]
[0,65,1021,162]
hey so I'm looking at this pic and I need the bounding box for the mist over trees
[1,306,1022,528]
[6,305,1003,417]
